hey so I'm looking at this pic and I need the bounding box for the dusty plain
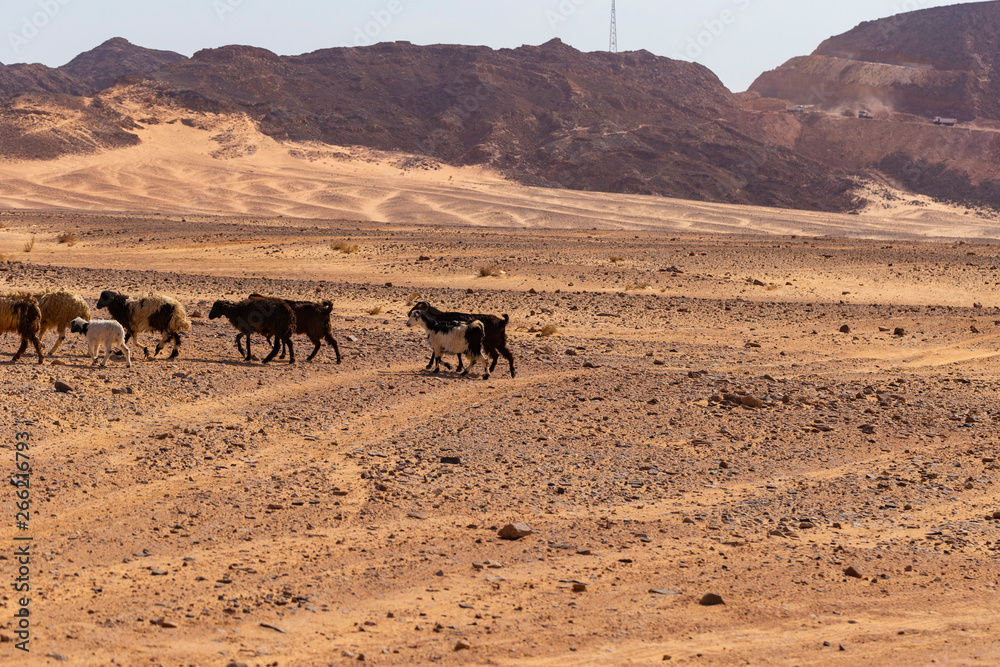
[2,194,1000,665]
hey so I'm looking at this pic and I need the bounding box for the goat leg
[306,336,321,362]
[325,334,342,364]
[262,334,283,364]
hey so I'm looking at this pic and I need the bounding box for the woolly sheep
[0,293,44,364]
[35,288,91,356]
[96,290,191,359]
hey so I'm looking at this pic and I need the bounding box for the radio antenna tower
[609,0,618,53]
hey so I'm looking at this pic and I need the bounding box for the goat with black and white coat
[406,309,490,380]
[408,301,514,377]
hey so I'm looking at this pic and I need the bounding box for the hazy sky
[0,0,977,91]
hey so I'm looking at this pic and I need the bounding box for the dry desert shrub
[478,265,505,277]
[366,305,382,316]
[626,281,652,291]
[405,291,421,304]
[331,240,359,254]
[609,256,624,264]
[57,232,77,246]
[22,235,35,253]
[537,324,558,337]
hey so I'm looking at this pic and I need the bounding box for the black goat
[248,294,342,362]
[208,298,296,364]
[408,301,514,377]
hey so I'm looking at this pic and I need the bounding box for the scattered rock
[844,566,864,579]
[259,623,287,633]
[54,380,73,393]
[498,522,533,540]
[893,328,905,337]
[840,324,851,333]
[698,593,725,606]
[454,640,472,651]
[440,456,461,465]
[741,395,763,409]
[407,511,428,520]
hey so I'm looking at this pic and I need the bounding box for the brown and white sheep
[35,288,91,356]
[0,293,44,364]
[97,290,191,359]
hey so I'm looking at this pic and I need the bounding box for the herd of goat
[0,289,515,378]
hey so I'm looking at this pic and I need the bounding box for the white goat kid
[70,317,131,368]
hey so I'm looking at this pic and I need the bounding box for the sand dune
[1,113,1000,238]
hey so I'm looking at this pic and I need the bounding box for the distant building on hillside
[933,116,958,126]
[858,110,873,119]
[787,105,806,114]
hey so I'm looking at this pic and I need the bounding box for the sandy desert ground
[0,199,998,667]
[0,114,1000,665]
